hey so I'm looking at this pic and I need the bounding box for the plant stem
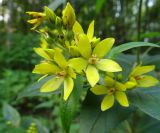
[137,0,143,64]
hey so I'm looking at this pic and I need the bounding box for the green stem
[137,0,143,64]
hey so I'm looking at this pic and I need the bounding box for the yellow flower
[26,11,46,30]
[69,34,122,87]
[91,76,129,111]
[62,2,76,28]
[72,20,100,45]
[32,50,76,101]
[125,65,159,89]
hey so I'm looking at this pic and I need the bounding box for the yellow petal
[54,50,68,68]
[44,49,55,58]
[90,85,108,95]
[137,75,159,88]
[115,91,129,107]
[72,21,84,35]
[32,62,60,74]
[125,81,137,89]
[93,38,115,58]
[26,11,46,17]
[27,19,38,24]
[69,46,80,57]
[34,48,52,60]
[40,38,48,48]
[77,34,92,59]
[64,77,74,101]
[87,20,94,41]
[96,59,122,72]
[40,77,63,92]
[115,82,126,91]
[101,95,114,111]
[130,65,155,77]
[67,67,76,79]
[103,76,115,87]
[86,65,99,87]
[68,57,88,73]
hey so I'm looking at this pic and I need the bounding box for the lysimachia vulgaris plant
[26,2,160,133]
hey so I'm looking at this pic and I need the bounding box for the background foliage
[0,0,159,132]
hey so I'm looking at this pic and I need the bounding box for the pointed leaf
[108,42,160,59]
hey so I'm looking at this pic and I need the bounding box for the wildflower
[91,76,129,111]
[69,34,122,87]
[125,65,159,89]
[62,2,76,28]
[26,11,46,30]
[32,50,76,101]
[72,20,100,45]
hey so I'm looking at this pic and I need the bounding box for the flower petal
[87,20,94,41]
[115,82,126,91]
[103,76,115,87]
[115,91,129,107]
[130,65,155,77]
[32,62,60,74]
[93,38,115,58]
[86,65,99,87]
[67,67,76,79]
[101,95,114,111]
[68,57,88,73]
[90,85,108,95]
[77,34,92,59]
[137,75,159,88]
[34,48,51,60]
[96,59,122,72]
[40,77,63,92]
[72,21,84,35]
[125,81,137,89]
[64,77,74,101]
[54,50,68,68]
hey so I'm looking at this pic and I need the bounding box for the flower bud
[44,6,56,23]
[62,2,76,28]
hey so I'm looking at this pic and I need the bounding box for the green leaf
[128,83,160,120]
[143,55,160,69]
[112,112,160,133]
[108,42,160,58]
[80,92,134,133]
[60,75,83,133]
[17,76,60,99]
[2,103,21,127]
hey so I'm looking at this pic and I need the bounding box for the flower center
[108,88,115,95]
[134,75,143,80]
[57,71,66,77]
[88,54,99,64]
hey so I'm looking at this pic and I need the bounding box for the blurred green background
[0,0,160,132]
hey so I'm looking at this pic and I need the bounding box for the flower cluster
[27,3,159,111]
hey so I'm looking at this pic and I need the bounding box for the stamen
[88,54,99,64]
